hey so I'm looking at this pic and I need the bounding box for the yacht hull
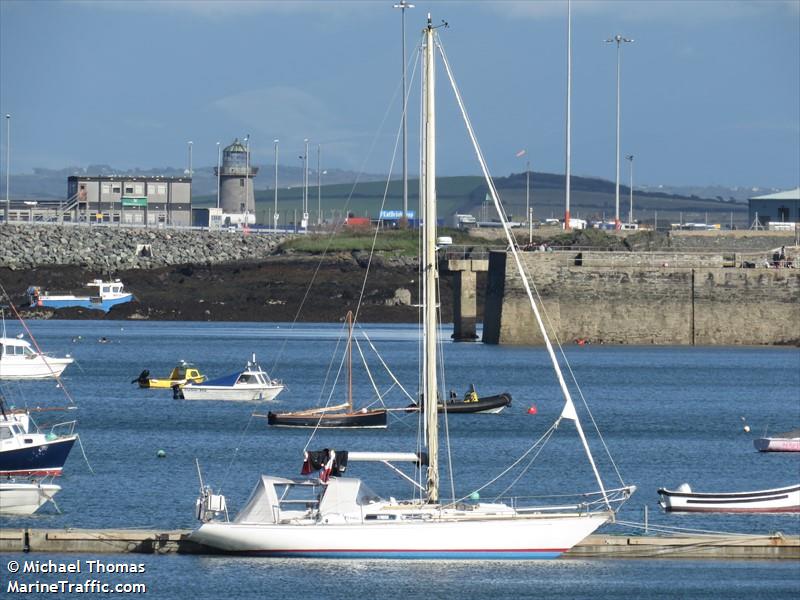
[191,513,608,559]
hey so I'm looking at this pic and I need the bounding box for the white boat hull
[181,384,284,402]
[0,482,61,515]
[658,484,800,513]
[754,437,800,452]
[191,513,608,559]
[0,357,72,380]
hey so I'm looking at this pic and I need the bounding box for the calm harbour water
[2,320,798,599]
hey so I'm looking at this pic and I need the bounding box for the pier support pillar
[452,269,478,341]
[444,255,488,342]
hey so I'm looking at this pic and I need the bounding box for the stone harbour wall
[0,224,287,271]
[484,251,800,346]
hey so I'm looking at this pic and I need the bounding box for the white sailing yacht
[190,15,634,558]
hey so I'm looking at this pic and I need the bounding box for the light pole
[187,141,193,178]
[303,138,309,230]
[393,0,414,224]
[605,33,633,230]
[626,154,634,224]
[216,142,221,209]
[273,139,279,232]
[564,0,572,231]
[316,144,322,227]
[4,114,9,224]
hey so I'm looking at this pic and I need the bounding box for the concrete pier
[443,254,488,342]
[1,529,797,559]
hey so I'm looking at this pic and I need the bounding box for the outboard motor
[132,369,150,385]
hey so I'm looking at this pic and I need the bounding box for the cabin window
[0,427,12,440]
[102,286,110,294]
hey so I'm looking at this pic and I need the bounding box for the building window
[240,178,245,187]
[112,186,121,193]
[125,186,134,194]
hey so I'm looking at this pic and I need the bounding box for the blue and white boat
[180,355,284,402]
[0,408,77,477]
[27,279,133,312]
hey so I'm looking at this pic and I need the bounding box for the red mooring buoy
[527,406,538,415]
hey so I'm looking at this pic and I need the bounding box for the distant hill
[6,164,760,227]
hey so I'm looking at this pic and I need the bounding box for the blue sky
[1,0,798,189]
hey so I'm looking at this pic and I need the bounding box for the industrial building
[749,187,800,229]
[65,175,192,226]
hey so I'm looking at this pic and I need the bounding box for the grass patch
[279,227,476,255]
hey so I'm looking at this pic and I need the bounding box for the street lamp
[187,141,193,177]
[393,0,414,223]
[303,138,309,230]
[626,154,634,224]
[4,114,9,224]
[316,144,322,227]
[565,0,572,232]
[216,141,221,209]
[605,33,633,229]
[273,139,279,232]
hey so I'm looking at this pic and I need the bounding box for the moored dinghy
[753,428,800,453]
[189,16,634,559]
[658,483,800,513]
[266,312,388,429]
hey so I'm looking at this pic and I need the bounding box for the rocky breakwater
[0,224,427,323]
[0,224,287,270]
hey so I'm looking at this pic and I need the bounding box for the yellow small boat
[133,361,206,389]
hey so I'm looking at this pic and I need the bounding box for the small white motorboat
[0,480,61,515]
[753,429,800,453]
[658,483,800,513]
[180,355,284,402]
[0,336,73,380]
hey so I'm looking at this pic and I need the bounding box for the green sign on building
[121,197,147,207]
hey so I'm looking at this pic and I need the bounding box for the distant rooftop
[750,187,800,201]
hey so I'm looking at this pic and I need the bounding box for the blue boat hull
[0,437,76,476]
[37,295,133,312]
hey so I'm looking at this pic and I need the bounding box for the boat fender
[469,492,480,501]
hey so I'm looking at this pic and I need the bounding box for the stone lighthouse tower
[215,138,258,218]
